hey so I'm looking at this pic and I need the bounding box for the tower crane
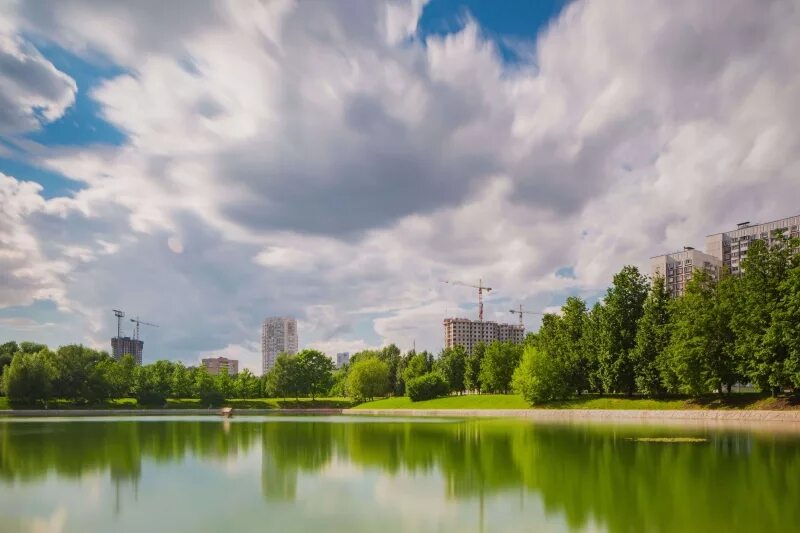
[130,317,159,341]
[112,309,125,338]
[441,279,492,321]
[509,304,544,328]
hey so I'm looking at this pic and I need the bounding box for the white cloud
[1,0,798,369]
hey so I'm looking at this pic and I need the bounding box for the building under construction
[111,336,144,365]
[110,309,157,366]
[443,317,524,354]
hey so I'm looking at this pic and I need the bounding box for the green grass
[352,394,530,410]
[0,397,356,410]
[352,393,800,411]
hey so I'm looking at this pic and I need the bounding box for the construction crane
[441,278,492,321]
[130,316,159,341]
[509,304,544,328]
[112,309,125,338]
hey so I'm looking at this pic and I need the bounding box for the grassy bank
[353,393,800,411]
[0,397,355,410]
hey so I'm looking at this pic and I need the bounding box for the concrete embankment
[343,408,800,422]
[0,408,344,417]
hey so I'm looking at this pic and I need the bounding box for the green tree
[402,352,430,385]
[170,362,194,398]
[328,368,348,397]
[406,372,449,401]
[2,350,56,405]
[266,354,302,400]
[732,235,796,394]
[380,344,403,395]
[0,341,18,375]
[464,343,486,393]
[557,297,588,394]
[775,263,800,390]
[345,358,389,401]
[435,345,467,394]
[479,341,522,394]
[665,270,739,395]
[194,366,221,405]
[234,369,260,398]
[296,349,334,400]
[50,345,113,403]
[512,345,570,404]
[215,370,234,398]
[581,303,605,393]
[632,275,671,395]
[598,266,648,394]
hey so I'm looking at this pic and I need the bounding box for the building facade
[336,352,350,368]
[262,317,298,374]
[202,356,239,376]
[650,247,722,298]
[443,318,525,354]
[705,215,800,275]
[111,336,144,365]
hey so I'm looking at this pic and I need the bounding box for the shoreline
[3,407,800,423]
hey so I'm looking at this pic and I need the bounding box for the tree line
[514,232,800,403]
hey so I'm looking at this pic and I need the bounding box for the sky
[1,0,798,373]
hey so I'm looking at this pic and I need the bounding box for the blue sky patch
[25,40,127,147]
[417,0,570,62]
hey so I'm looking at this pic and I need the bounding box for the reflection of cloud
[29,506,68,533]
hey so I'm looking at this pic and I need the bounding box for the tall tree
[435,345,467,394]
[581,303,605,393]
[732,235,795,394]
[665,270,739,395]
[598,266,648,394]
[267,353,302,400]
[346,358,389,401]
[464,342,486,393]
[632,275,671,395]
[296,349,335,400]
[479,341,522,394]
[558,297,588,394]
[1,350,55,405]
[774,263,800,391]
[380,344,403,396]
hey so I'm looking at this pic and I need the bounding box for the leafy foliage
[512,345,570,403]
[406,372,449,401]
[345,357,389,401]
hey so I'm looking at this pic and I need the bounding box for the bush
[512,345,571,404]
[406,372,449,402]
[136,390,166,407]
[200,390,225,407]
[346,358,390,401]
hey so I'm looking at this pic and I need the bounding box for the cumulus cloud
[1,0,798,366]
[0,29,76,134]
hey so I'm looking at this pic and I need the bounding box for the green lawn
[352,393,799,411]
[0,397,355,410]
[352,394,530,410]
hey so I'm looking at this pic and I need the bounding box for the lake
[0,415,798,532]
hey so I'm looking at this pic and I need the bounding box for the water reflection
[1,417,799,532]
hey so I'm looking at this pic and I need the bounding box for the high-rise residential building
[443,318,524,354]
[202,356,239,376]
[262,317,298,374]
[336,352,350,368]
[111,336,144,365]
[705,215,800,275]
[650,246,722,298]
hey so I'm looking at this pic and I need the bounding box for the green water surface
[0,416,797,532]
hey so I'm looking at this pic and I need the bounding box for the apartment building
[111,336,144,365]
[650,247,722,298]
[443,317,525,354]
[336,352,350,368]
[202,356,239,376]
[705,215,800,275]
[262,317,298,374]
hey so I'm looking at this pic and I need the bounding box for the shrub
[200,390,225,407]
[136,390,166,407]
[512,345,571,404]
[406,372,449,402]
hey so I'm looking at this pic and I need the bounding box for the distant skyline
[1,0,799,373]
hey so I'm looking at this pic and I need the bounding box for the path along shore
[3,407,800,424]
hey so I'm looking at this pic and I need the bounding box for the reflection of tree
[2,418,800,531]
[0,420,260,485]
